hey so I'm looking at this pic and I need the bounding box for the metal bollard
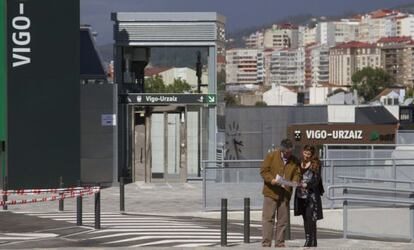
[76,180,82,226]
[95,183,101,229]
[244,197,250,243]
[120,177,125,213]
[221,198,227,246]
[410,192,414,243]
[343,188,348,239]
[286,204,291,240]
[2,176,7,211]
[59,176,64,211]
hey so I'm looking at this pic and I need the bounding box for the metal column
[208,46,217,168]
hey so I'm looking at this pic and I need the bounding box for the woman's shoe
[303,234,311,247]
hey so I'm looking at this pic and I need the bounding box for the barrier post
[221,198,227,246]
[59,176,64,211]
[120,177,125,213]
[76,180,82,226]
[2,176,7,210]
[343,188,348,239]
[244,197,250,243]
[286,203,291,240]
[95,183,101,229]
[410,192,414,243]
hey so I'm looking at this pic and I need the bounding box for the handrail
[324,143,414,147]
[320,158,414,162]
[202,160,263,163]
[326,184,414,241]
[327,195,414,205]
[327,184,414,194]
[337,176,414,184]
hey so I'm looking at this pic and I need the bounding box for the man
[260,139,301,247]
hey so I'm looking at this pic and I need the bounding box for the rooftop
[333,41,376,49]
[377,36,412,44]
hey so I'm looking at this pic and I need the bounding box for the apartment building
[358,9,401,43]
[303,26,317,46]
[377,36,412,85]
[329,41,381,86]
[270,48,305,86]
[311,45,330,85]
[244,31,264,49]
[316,22,336,47]
[397,15,414,39]
[226,48,264,85]
[263,23,299,49]
[316,20,359,47]
[402,41,414,87]
[334,19,360,44]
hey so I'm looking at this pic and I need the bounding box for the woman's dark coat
[294,161,323,221]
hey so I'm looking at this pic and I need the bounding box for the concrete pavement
[0,181,413,249]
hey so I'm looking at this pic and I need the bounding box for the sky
[80,0,414,45]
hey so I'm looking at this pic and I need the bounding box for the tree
[166,78,192,93]
[145,76,192,93]
[351,67,392,102]
[217,70,226,92]
[224,92,239,106]
[405,87,414,100]
[145,75,166,93]
[255,101,268,107]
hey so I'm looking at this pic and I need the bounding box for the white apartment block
[316,20,360,47]
[226,49,265,85]
[329,41,381,86]
[311,45,330,85]
[316,22,336,47]
[270,48,305,86]
[264,24,299,49]
[304,26,317,46]
[299,26,317,47]
[334,19,360,44]
[358,10,402,43]
[397,15,414,39]
[244,31,264,49]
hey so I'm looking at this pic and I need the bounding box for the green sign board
[0,0,6,178]
[126,93,217,105]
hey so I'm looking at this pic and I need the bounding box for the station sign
[288,124,398,145]
[5,0,80,189]
[126,93,217,105]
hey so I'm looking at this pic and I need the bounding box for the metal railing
[202,157,414,210]
[321,157,414,208]
[327,176,414,242]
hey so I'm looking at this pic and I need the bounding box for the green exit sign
[206,94,216,104]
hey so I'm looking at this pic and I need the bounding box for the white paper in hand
[275,174,298,187]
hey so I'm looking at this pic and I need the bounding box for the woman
[294,145,323,247]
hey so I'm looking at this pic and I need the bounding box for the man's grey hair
[280,138,293,150]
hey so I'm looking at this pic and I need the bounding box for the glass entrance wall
[187,111,199,177]
[167,114,180,176]
[151,113,164,178]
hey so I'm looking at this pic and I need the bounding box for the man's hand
[271,179,278,185]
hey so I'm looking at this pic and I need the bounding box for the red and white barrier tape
[0,187,100,206]
[0,186,98,195]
